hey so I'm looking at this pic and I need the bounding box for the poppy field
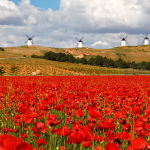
[0,75,150,150]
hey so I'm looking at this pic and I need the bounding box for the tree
[131,61,138,69]
[68,55,76,63]
[87,57,94,65]
[145,62,150,70]
[80,57,87,64]
[93,56,104,66]
[75,58,81,64]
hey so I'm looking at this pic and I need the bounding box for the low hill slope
[1,45,150,63]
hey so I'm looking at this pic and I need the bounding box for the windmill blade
[25,41,28,43]
[126,41,128,45]
[26,34,29,38]
[120,37,122,39]
[142,39,145,44]
[146,33,148,37]
[125,36,128,39]
[75,38,80,41]
[141,36,145,38]
[81,37,84,40]
[31,35,35,39]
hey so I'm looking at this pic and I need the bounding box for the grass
[1,45,150,63]
[0,58,150,76]
[0,45,150,76]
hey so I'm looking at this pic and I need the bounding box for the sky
[10,0,60,11]
[0,0,150,49]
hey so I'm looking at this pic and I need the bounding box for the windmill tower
[141,33,149,45]
[120,36,128,46]
[25,34,35,46]
[75,37,84,48]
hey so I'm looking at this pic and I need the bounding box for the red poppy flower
[106,130,117,143]
[94,146,103,150]
[104,107,113,115]
[106,143,122,150]
[37,122,45,128]
[117,131,131,141]
[21,133,27,139]
[55,125,71,136]
[132,106,142,115]
[59,146,66,150]
[0,134,34,150]
[88,109,103,119]
[68,129,91,144]
[77,110,85,118]
[46,120,61,126]
[39,148,45,150]
[68,131,86,144]
[82,141,92,148]
[47,114,57,120]
[134,121,144,131]
[123,124,130,132]
[54,104,64,111]
[94,135,103,142]
[37,138,47,147]
[41,126,47,133]
[130,137,147,150]
[103,119,117,130]
[32,126,39,133]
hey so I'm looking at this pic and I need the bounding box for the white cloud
[0,0,150,49]
[91,41,110,47]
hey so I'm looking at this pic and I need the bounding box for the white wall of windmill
[28,40,33,46]
[78,42,83,48]
[121,41,126,46]
[144,39,149,45]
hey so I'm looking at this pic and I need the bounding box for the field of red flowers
[0,75,150,150]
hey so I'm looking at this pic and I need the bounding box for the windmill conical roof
[145,37,149,40]
[121,38,126,41]
[28,38,32,40]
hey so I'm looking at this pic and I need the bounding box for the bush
[0,66,5,76]
[23,55,26,57]
[0,47,4,51]
[11,66,19,73]
[87,57,94,65]
[80,57,87,64]
[31,54,37,58]
[75,58,81,64]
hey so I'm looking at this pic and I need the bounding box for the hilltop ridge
[1,45,150,63]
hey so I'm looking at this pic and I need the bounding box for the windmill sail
[25,34,35,46]
[141,33,149,45]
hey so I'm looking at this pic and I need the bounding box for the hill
[0,45,150,76]
[1,45,150,63]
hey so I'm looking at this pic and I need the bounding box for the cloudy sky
[0,0,150,48]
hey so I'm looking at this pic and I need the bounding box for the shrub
[23,55,26,57]
[0,47,4,51]
[11,66,19,73]
[31,54,37,58]
[0,67,5,75]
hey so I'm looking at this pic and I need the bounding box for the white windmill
[75,37,84,48]
[120,36,128,46]
[25,34,35,46]
[141,33,149,45]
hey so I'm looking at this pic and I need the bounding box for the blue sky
[10,0,60,11]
